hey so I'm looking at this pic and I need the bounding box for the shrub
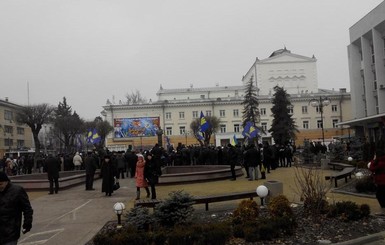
[232,199,259,225]
[243,223,259,242]
[93,225,149,245]
[124,206,155,231]
[232,224,244,238]
[268,195,293,217]
[258,221,276,241]
[193,222,232,245]
[355,175,376,193]
[327,201,370,221]
[154,190,195,228]
[167,225,195,245]
[271,216,297,235]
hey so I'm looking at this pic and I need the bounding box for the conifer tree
[269,86,298,145]
[241,75,260,129]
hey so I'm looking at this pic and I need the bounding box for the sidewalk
[21,166,382,244]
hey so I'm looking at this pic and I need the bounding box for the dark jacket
[85,155,98,174]
[369,155,385,186]
[101,161,117,194]
[244,147,261,167]
[144,157,162,185]
[0,182,33,244]
[45,155,60,179]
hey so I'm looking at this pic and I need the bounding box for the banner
[114,117,160,138]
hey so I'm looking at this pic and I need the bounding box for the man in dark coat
[85,151,98,191]
[227,144,238,180]
[45,154,61,194]
[0,172,33,245]
[125,150,138,178]
[144,152,162,199]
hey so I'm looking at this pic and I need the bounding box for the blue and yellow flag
[231,134,238,146]
[199,111,210,132]
[196,129,204,141]
[242,121,259,139]
[92,129,101,144]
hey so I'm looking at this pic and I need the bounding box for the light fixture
[355,172,363,179]
[256,185,269,206]
[113,202,126,228]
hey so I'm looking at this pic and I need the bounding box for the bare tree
[16,103,55,170]
[125,90,147,104]
[190,116,220,146]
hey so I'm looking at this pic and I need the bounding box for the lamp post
[113,202,125,229]
[256,185,269,206]
[309,96,331,144]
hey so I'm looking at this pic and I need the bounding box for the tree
[190,116,220,146]
[241,75,261,142]
[268,86,298,145]
[53,97,84,153]
[84,117,114,150]
[125,90,147,104]
[16,103,55,170]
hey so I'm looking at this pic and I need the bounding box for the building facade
[343,1,385,142]
[0,98,34,157]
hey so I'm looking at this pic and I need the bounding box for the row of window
[165,105,339,120]
[2,126,25,135]
[4,139,25,147]
[164,119,340,136]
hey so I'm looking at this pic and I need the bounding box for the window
[17,140,25,148]
[4,138,13,147]
[303,121,309,129]
[192,111,198,118]
[179,126,186,135]
[165,112,171,120]
[219,110,226,117]
[206,110,212,116]
[4,126,13,134]
[260,108,266,116]
[331,105,338,112]
[316,106,321,113]
[17,127,24,135]
[302,106,308,114]
[179,112,185,119]
[200,95,205,99]
[317,120,323,129]
[220,124,226,133]
[233,109,239,117]
[166,127,172,135]
[234,124,240,133]
[332,119,339,128]
[4,110,13,120]
[288,105,294,114]
[261,122,267,131]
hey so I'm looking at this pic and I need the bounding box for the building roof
[156,85,245,95]
[269,47,291,58]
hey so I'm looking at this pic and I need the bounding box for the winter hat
[0,172,10,182]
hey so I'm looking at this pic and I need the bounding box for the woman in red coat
[135,154,150,200]
[369,148,385,215]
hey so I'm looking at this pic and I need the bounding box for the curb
[331,231,385,245]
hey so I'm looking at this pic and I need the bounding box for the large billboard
[114,117,160,138]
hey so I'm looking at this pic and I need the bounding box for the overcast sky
[0,0,383,120]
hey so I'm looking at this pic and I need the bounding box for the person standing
[116,152,127,179]
[0,172,33,245]
[125,150,138,178]
[73,152,83,171]
[227,144,238,181]
[135,154,150,200]
[144,152,162,199]
[45,154,60,194]
[84,151,98,191]
[100,155,117,197]
[369,145,385,215]
[244,144,261,181]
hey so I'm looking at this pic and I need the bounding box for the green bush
[268,195,293,217]
[360,204,371,218]
[232,224,244,238]
[192,222,232,245]
[271,216,297,235]
[93,225,149,245]
[355,176,376,193]
[125,206,155,231]
[243,223,259,242]
[258,221,277,241]
[167,225,196,245]
[154,190,195,228]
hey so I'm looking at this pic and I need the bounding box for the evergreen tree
[269,86,298,145]
[241,75,261,139]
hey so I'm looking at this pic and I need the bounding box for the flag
[196,130,204,141]
[86,129,94,143]
[242,121,259,139]
[91,129,101,144]
[231,134,238,146]
[199,111,210,132]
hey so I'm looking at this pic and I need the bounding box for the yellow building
[0,98,34,157]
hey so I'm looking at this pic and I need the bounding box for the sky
[0,0,383,120]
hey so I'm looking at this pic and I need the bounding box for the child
[135,154,150,200]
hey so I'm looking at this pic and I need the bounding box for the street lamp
[113,202,125,229]
[309,96,331,144]
[256,185,269,206]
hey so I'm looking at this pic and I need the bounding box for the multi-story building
[102,49,352,150]
[342,1,385,142]
[0,97,34,157]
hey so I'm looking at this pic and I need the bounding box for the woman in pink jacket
[135,154,150,200]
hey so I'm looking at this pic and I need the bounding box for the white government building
[102,48,352,151]
[341,0,385,143]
